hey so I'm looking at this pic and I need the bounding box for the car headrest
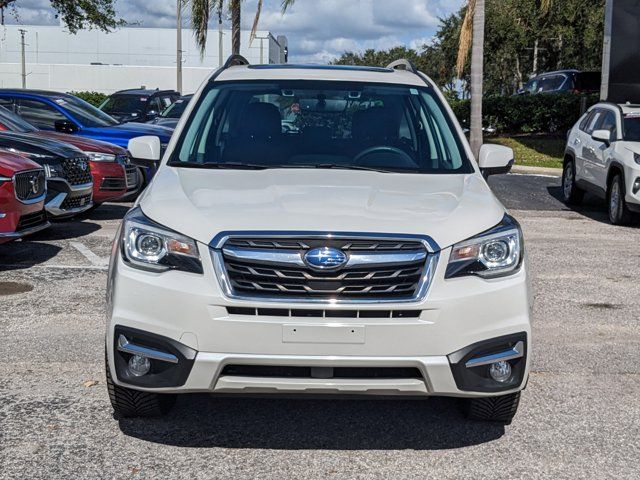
[351,106,401,142]
[243,102,281,139]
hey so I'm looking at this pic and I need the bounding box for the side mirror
[128,136,161,162]
[591,129,611,145]
[478,144,514,178]
[54,120,78,134]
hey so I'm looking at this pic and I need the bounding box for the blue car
[0,90,174,185]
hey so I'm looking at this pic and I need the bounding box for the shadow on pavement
[546,185,638,225]
[80,203,131,222]
[119,395,505,450]
[0,241,62,271]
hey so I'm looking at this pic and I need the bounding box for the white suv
[106,57,532,423]
[564,102,640,224]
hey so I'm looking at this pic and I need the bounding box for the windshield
[171,81,471,174]
[57,95,119,127]
[624,114,640,141]
[0,105,37,133]
[100,95,146,117]
[161,97,190,118]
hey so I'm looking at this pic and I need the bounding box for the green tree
[191,0,295,57]
[0,0,123,32]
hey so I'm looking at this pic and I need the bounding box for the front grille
[226,307,421,318]
[125,165,138,189]
[16,209,47,231]
[217,235,432,301]
[60,193,92,210]
[100,177,126,191]
[60,157,92,185]
[14,169,45,201]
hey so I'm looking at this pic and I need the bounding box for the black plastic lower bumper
[112,326,197,388]
[448,332,528,393]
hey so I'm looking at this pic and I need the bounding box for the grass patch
[488,135,565,169]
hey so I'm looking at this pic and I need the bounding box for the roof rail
[386,59,418,74]
[223,54,250,69]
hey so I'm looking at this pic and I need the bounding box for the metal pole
[176,0,182,93]
[260,37,264,64]
[19,29,26,88]
[218,15,223,67]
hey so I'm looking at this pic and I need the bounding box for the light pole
[176,0,183,93]
[19,29,27,88]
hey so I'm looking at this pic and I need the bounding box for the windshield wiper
[311,163,397,173]
[168,161,268,170]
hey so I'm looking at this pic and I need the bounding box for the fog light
[489,361,512,383]
[633,178,640,195]
[128,355,151,377]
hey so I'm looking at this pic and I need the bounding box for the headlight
[121,207,203,274]
[43,163,64,178]
[446,215,523,279]
[634,152,640,165]
[86,152,116,162]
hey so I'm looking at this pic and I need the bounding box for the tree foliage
[333,0,606,97]
[0,0,124,32]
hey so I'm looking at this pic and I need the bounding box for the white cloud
[4,0,465,63]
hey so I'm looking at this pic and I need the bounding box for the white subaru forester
[107,57,532,423]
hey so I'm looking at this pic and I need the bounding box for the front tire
[462,392,521,423]
[608,173,632,225]
[105,355,176,418]
[562,160,584,205]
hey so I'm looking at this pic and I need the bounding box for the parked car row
[516,69,601,96]
[0,87,193,243]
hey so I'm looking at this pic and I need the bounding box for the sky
[4,0,465,63]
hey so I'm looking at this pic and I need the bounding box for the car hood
[34,131,127,154]
[82,122,173,142]
[140,168,506,250]
[0,149,42,174]
[147,117,179,129]
[0,132,85,158]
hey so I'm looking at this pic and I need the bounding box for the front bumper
[45,179,93,218]
[106,244,533,398]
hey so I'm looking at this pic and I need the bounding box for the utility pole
[19,29,26,88]
[218,10,223,67]
[176,0,183,94]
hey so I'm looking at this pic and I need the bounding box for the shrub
[451,93,599,134]
[68,91,108,107]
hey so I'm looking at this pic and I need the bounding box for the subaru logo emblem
[304,247,348,270]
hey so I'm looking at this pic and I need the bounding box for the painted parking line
[71,242,110,267]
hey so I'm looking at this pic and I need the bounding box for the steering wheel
[353,145,416,168]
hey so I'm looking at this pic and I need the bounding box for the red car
[0,106,138,205]
[0,150,50,244]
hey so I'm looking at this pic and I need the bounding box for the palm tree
[191,0,296,57]
[456,0,485,158]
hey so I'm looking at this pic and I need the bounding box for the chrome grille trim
[13,169,46,204]
[210,232,440,305]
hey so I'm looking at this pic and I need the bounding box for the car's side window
[0,97,15,112]
[585,109,603,135]
[578,111,593,131]
[596,110,617,139]
[17,99,68,130]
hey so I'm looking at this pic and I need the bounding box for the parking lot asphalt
[1,174,639,479]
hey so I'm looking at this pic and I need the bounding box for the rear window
[170,80,471,174]
[623,113,640,141]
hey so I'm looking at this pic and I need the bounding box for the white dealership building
[0,24,288,94]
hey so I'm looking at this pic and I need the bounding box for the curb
[511,165,562,176]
